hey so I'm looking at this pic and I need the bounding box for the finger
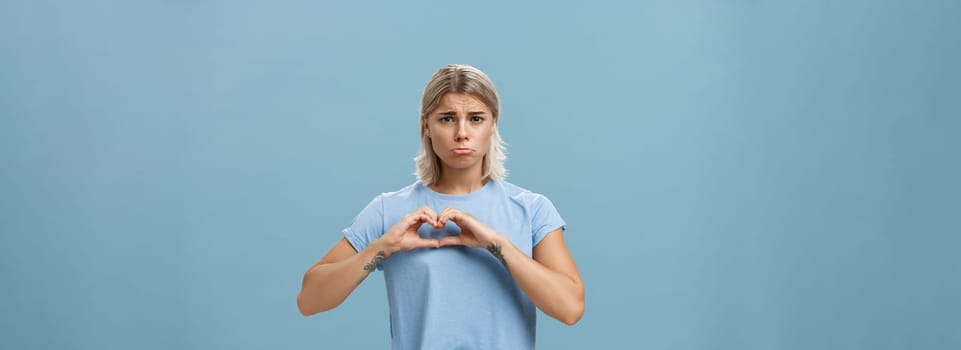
[421,205,438,220]
[418,205,439,227]
[406,214,432,231]
[401,237,438,250]
[438,235,464,247]
[411,238,440,249]
[395,237,437,252]
[410,206,434,227]
[428,207,444,228]
[442,210,471,228]
[438,207,459,226]
[436,207,447,224]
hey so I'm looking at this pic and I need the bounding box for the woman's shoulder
[495,180,552,206]
[376,181,424,201]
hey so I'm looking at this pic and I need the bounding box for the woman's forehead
[435,93,491,112]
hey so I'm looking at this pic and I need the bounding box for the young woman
[297,64,584,349]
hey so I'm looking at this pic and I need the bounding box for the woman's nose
[455,122,468,141]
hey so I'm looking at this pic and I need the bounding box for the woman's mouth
[452,148,474,155]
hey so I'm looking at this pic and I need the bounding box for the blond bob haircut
[415,64,507,185]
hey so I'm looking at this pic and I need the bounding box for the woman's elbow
[297,292,329,317]
[561,300,585,326]
[297,293,315,316]
[297,290,342,316]
[561,283,585,325]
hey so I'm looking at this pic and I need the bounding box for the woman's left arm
[438,208,585,325]
[496,229,585,325]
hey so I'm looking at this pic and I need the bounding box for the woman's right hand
[373,205,442,256]
[297,205,441,315]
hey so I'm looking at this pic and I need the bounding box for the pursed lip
[452,147,474,155]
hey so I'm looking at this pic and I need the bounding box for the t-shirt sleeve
[532,194,566,246]
[342,195,385,254]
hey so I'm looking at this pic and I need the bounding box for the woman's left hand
[436,207,503,248]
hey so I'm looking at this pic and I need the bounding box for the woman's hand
[373,205,442,256]
[437,207,504,248]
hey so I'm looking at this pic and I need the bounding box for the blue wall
[2,1,958,348]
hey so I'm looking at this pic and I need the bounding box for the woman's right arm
[297,206,441,316]
[296,238,388,315]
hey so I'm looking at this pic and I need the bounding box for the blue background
[2,0,959,348]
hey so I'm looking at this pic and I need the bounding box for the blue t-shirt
[343,180,566,350]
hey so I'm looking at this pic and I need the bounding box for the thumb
[416,238,440,249]
[400,238,438,251]
[438,236,464,247]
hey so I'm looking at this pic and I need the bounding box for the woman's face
[424,93,495,175]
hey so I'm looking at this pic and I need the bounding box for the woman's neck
[431,167,486,195]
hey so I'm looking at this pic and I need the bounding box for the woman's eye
[439,117,453,123]
[471,116,484,123]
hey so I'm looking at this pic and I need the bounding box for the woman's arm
[297,206,442,316]
[437,208,585,325]
[494,229,585,325]
[296,238,386,316]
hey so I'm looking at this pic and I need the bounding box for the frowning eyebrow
[437,111,487,116]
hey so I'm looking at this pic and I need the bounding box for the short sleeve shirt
[342,180,566,350]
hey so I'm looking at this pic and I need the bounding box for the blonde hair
[415,64,507,185]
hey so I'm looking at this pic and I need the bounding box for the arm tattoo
[487,243,507,268]
[363,251,387,271]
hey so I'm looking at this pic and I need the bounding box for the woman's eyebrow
[436,111,486,116]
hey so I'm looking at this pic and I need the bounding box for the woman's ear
[421,114,429,137]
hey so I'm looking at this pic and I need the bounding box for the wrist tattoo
[487,243,507,268]
[363,251,387,271]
